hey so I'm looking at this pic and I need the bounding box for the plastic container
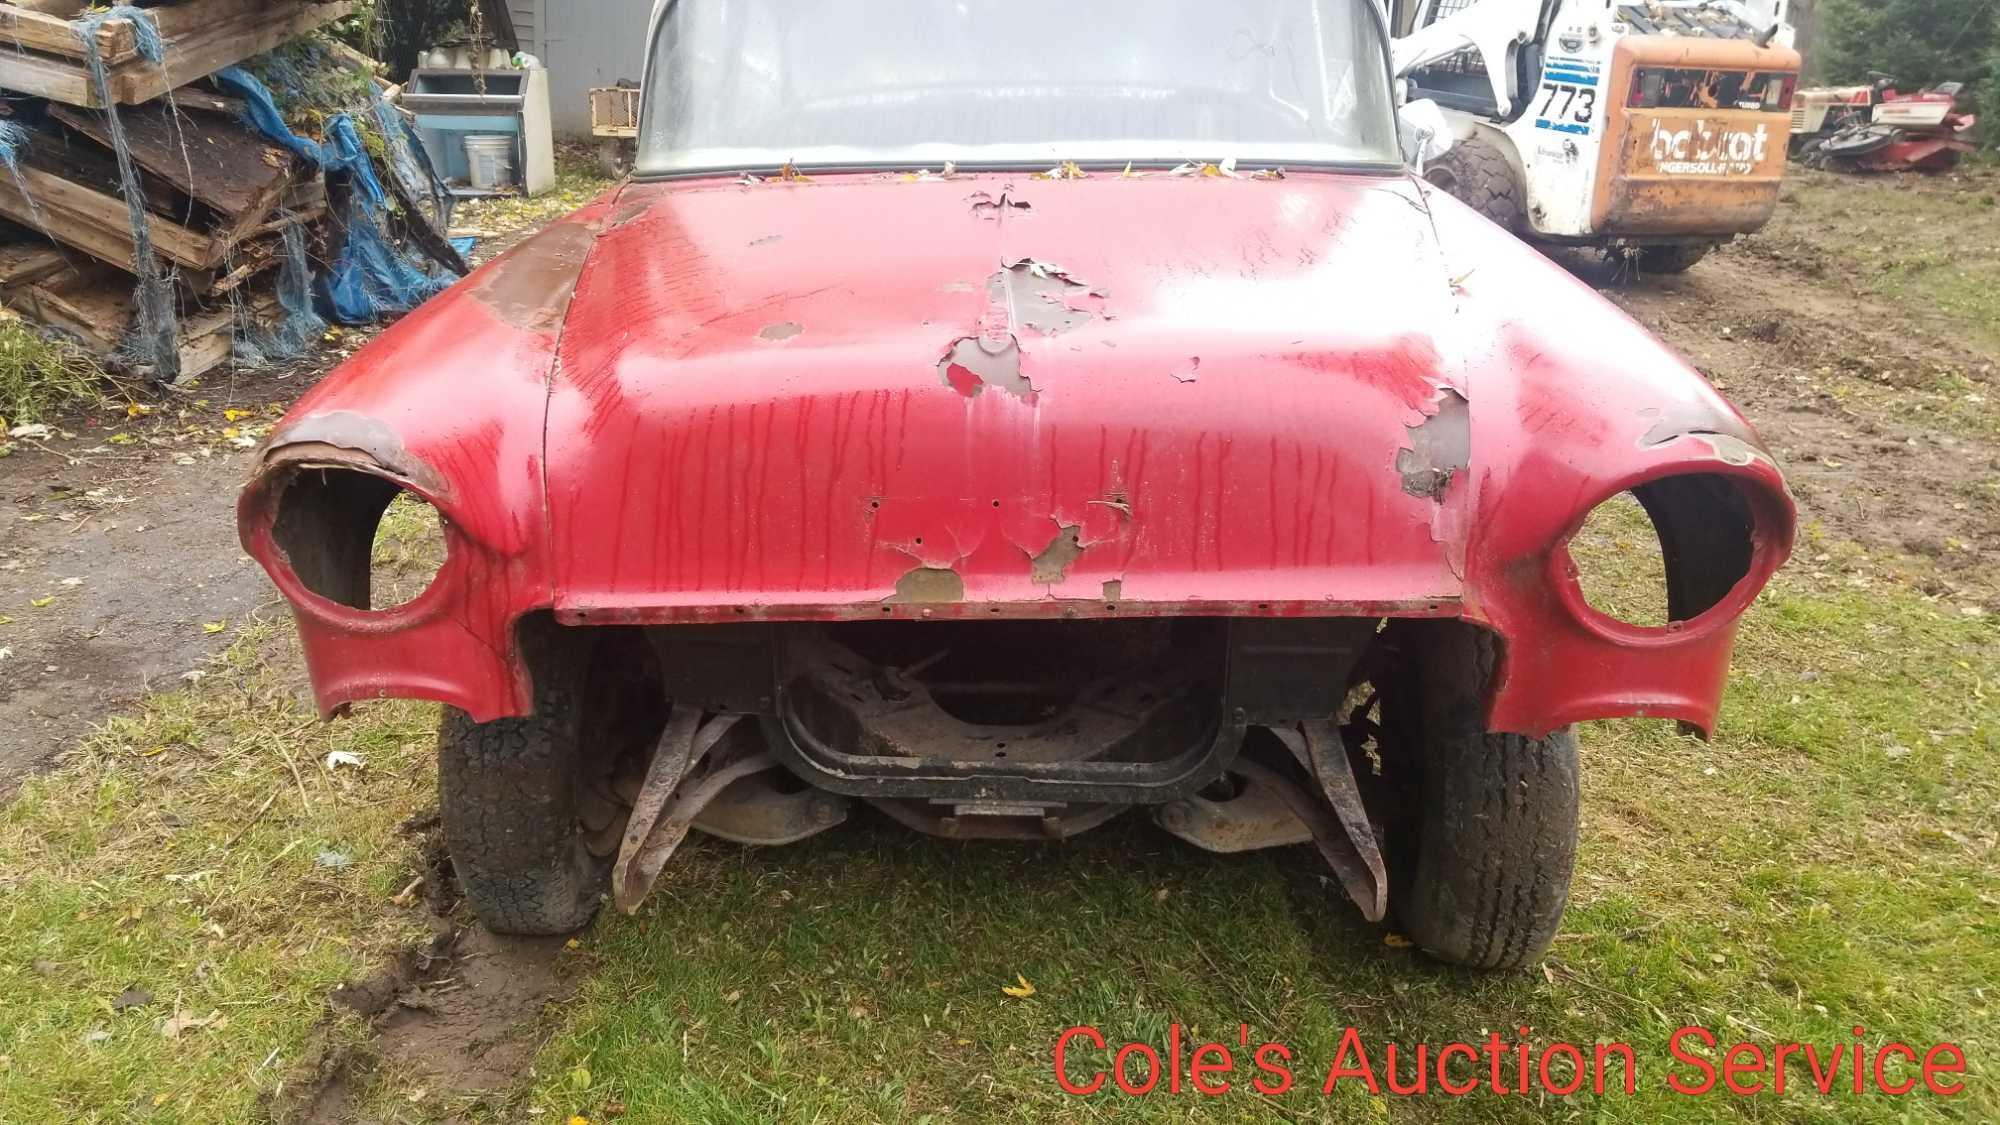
[464,134,516,190]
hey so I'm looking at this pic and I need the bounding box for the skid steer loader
[1393,0,1799,272]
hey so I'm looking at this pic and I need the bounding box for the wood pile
[0,0,437,384]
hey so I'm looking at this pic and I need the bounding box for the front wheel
[1377,621,1580,970]
[438,623,613,935]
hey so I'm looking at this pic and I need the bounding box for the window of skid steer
[271,467,448,612]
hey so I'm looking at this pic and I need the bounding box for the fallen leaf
[160,1010,220,1038]
[30,596,54,608]
[222,408,251,422]
[201,621,226,634]
[570,1065,592,1088]
[1382,933,1413,948]
[322,750,365,771]
[1000,973,1036,999]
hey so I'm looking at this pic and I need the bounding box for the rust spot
[262,412,440,492]
[1396,389,1470,500]
[969,190,1032,219]
[758,321,804,342]
[609,194,651,228]
[465,218,597,333]
[1029,523,1086,585]
[887,566,965,603]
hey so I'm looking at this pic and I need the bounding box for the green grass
[514,567,1997,1122]
[0,319,107,430]
[1,506,1993,1121]
[1773,170,2000,354]
[0,620,437,1122]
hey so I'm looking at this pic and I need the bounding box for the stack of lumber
[0,0,354,107]
[0,0,422,385]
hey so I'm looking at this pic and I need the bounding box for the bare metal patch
[1002,258,1101,336]
[1396,389,1470,500]
[758,321,804,342]
[1101,578,1123,601]
[969,190,1032,219]
[936,259,1109,400]
[465,219,597,333]
[938,336,1031,400]
[1029,524,1086,585]
[887,566,966,603]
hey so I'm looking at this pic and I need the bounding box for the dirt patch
[1597,166,2000,608]
[265,825,574,1124]
[0,401,308,786]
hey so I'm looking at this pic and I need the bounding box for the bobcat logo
[1647,119,1770,175]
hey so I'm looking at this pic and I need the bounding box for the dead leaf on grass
[160,1010,223,1038]
[1000,973,1036,999]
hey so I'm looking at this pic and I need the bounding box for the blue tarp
[213,66,458,325]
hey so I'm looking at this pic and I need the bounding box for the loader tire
[1378,621,1579,970]
[1636,242,1713,273]
[438,623,610,935]
[1423,135,1523,233]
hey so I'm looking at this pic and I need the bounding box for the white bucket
[464,134,516,190]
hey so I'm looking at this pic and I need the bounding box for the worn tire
[438,626,610,935]
[1635,242,1713,274]
[1379,621,1579,970]
[596,137,631,179]
[1423,134,1524,233]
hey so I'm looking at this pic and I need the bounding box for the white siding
[511,0,653,137]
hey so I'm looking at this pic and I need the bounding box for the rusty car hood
[249,171,1790,733]
[543,171,1480,615]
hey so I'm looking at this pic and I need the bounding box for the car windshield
[637,0,1399,175]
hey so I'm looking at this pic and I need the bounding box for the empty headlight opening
[1569,473,1758,629]
[270,466,448,611]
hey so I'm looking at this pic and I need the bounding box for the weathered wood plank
[0,3,130,66]
[111,2,359,106]
[0,0,356,107]
[0,161,220,271]
[48,102,293,223]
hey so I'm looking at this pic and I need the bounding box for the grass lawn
[0,498,1993,1122]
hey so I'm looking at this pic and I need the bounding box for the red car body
[240,170,1793,739]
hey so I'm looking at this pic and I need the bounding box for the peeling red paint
[239,172,1793,737]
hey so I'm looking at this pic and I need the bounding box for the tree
[1815,0,1995,87]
